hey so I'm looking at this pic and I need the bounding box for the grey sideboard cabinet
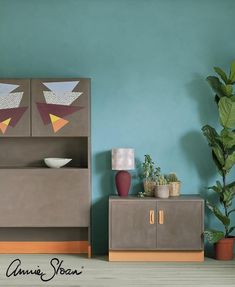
[109,195,204,262]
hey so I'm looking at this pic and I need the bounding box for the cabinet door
[109,200,156,250]
[156,200,204,250]
[0,168,89,227]
[0,79,30,136]
[31,78,90,136]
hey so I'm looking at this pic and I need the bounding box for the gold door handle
[158,210,164,224]
[149,210,155,224]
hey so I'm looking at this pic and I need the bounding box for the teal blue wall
[0,0,235,255]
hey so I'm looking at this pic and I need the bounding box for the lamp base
[115,170,131,196]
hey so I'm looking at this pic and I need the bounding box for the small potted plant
[155,175,170,198]
[167,172,181,196]
[141,154,161,197]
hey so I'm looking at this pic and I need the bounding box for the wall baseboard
[109,250,204,262]
[0,241,89,254]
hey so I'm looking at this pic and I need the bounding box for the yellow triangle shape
[49,114,61,123]
[52,117,69,133]
[0,118,11,134]
[2,118,11,126]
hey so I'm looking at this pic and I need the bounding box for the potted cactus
[155,175,170,198]
[141,154,161,197]
[167,173,181,196]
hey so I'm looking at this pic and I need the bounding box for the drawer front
[156,200,204,250]
[109,200,156,250]
[0,169,90,227]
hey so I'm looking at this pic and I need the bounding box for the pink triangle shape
[0,107,28,127]
[36,103,84,125]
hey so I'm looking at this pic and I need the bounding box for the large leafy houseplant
[202,61,235,251]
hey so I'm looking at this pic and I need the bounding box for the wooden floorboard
[0,254,234,286]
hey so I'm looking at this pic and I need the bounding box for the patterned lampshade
[112,148,135,170]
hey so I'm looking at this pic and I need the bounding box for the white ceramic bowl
[44,158,72,168]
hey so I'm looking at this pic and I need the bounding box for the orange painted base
[109,250,204,262]
[0,241,89,254]
[88,245,92,258]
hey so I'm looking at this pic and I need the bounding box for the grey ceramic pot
[155,185,170,198]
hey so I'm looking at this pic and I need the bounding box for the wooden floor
[0,254,234,286]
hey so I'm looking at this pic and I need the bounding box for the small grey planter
[155,185,170,198]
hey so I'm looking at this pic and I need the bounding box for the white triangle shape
[42,81,79,93]
[0,92,24,109]
[0,83,20,94]
[43,91,83,106]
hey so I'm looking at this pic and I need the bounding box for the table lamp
[111,148,135,196]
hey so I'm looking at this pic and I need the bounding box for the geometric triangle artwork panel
[35,80,85,133]
[0,82,28,134]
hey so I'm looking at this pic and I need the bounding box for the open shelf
[0,137,88,168]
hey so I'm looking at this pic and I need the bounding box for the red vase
[115,170,131,196]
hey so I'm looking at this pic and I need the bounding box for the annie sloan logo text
[6,257,84,282]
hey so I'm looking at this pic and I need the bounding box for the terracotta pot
[169,182,181,196]
[143,179,155,197]
[155,185,170,198]
[214,237,235,260]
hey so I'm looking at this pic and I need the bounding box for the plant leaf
[229,59,235,82]
[221,84,233,97]
[214,66,229,84]
[212,146,225,166]
[202,125,225,168]
[228,208,235,215]
[215,95,220,105]
[227,145,235,155]
[227,181,235,189]
[216,180,223,190]
[225,151,235,172]
[219,96,235,128]
[204,229,224,244]
[208,185,221,194]
[202,125,221,146]
[206,201,230,226]
[212,150,223,175]
[228,226,235,235]
[221,129,235,148]
[222,187,234,207]
[207,76,225,98]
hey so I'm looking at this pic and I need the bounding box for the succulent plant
[167,172,180,182]
[156,175,168,186]
[142,154,161,181]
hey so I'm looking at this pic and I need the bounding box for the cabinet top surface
[109,195,204,201]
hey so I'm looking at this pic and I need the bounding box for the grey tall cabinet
[0,78,91,256]
[109,195,204,261]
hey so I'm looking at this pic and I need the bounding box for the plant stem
[222,171,229,237]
